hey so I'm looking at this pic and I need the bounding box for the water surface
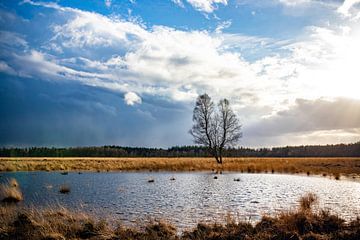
[1,172,360,229]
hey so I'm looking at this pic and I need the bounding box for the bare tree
[189,94,242,164]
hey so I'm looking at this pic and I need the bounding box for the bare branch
[190,94,242,164]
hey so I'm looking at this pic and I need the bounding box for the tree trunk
[215,155,222,164]
[218,148,223,164]
[210,147,222,164]
[219,155,223,164]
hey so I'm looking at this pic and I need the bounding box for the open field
[1,157,360,178]
[0,193,359,240]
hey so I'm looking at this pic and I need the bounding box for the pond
[1,172,360,230]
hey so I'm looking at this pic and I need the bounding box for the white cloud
[15,0,360,107]
[172,0,185,8]
[277,0,311,6]
[0,61,17,75]
[51,10,147,48]
[13,50,118,88]
[124,91,142,105]
[0,30,27,47]
[104,0,112,8]
[173,0,228,13]
[15,1,360,104]
[337,0,360,16]
[215,20,231,33]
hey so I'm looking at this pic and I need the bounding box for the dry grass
[1,157,360,178]
[299,192,318,211]
[0,178,23,203]
[0,194,359,240]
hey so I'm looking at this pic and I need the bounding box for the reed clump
[0,178,23,203]
[0,193,359,240]
[299,192,318,212]
[59,185,70,194]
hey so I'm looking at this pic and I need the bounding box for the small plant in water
[299,192,318,211]
[59,185,70,194]
[9,178,19,187]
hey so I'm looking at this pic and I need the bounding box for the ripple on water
[1,172,360,229]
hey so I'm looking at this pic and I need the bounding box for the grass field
[1,157,360,178]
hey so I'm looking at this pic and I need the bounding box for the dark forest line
[0,142,359,157]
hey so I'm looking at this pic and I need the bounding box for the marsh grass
[0,178,23,203]
[299,192,318,212]
[1,157,360,178]
[0,193,359,239]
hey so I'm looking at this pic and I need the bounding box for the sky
[0,0,360,148]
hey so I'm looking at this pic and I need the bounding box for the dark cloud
[0,74,192,147]
[246,97,360,137]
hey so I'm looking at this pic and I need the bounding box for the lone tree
[189,93,242,164]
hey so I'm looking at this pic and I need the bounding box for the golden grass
[0,194,359,239]
[1,157,360,178]
[0,179,23,203]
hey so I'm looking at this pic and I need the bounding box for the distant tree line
[0,142,359,157]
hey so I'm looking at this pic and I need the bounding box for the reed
[0,178,23,203]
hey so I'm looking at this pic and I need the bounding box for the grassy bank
[0,193,359,240]
[1,157,360,178]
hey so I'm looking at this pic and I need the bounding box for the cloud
[0,31,28,47]
[50,9,147,49]
[104,0,112,8]
[277,0,311,6]
[173,0,228,13]
[172,0,185,8]
[0,76,191,147]
[1,0,360,147]
[337,0,360,16]
[4,0,359,109]
[8,0,359,107]
[124,92,142,105]
[0,61,17,75]
[215,20,231,33]
[241,97,360,147]
[13,50,115,85]
[247,98,360,137]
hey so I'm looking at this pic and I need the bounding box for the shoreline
[1,157,360,180]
